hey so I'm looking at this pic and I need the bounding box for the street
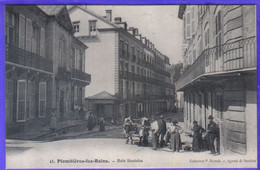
[6,118,257,169]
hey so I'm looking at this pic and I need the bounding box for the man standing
[150,116,159,150]
[123,116,134,144]
[207,115,220,155]
[157,115,167,147]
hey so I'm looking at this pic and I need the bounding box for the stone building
[69,6,174,119]
[5,5,91,135]
[176,5,256,155]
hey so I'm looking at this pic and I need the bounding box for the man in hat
[157,115,167,147]
[207,115,220,154]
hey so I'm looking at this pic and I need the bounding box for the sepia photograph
[4,3,257,169]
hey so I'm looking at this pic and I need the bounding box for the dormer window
[89,20,97,36]
[73,21,80,32]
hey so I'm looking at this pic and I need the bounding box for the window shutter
[40,28,45,57]
[26,18,32,52]
[38,82,46,118]
[19,14,25,49]
[17,80,27,122]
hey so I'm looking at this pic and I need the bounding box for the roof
[38,5,74,33]
[87,91,118,100]
[38,5,65,16]
[69,5,119,29]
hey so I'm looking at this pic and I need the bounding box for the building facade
[176,5,256,155]
[69,6,174,119]
[5,5,91,135]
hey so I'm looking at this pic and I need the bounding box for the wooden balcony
[176,36,256,91]
[5,45,53,73]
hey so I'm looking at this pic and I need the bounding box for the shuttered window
[26,18,32,52]
[19,14,25,49]
[38,82,46,118]
[215,11,222,58]
[40,28,45,57]
[17,80,27,122]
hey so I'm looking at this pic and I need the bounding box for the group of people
[123,115,184,152]
[190,115,220,155]
[87,112,105,132]
[123,114,220,155]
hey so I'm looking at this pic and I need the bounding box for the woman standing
[169,120,183,152]
[87,112,94,131]
[99,114,105,132]
[192,121,205,152]
[49,108,57,132]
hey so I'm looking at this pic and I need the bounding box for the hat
[208,115,214,119]
[193,121,198,124]
[172,119,178,124]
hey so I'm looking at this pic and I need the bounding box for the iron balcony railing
[119,71,173,88]
[71,68,91,83]
[5,44,53,73]
[176,36,256,91]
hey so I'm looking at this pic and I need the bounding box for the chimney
[106,10,112,21]
[114,17,122,24]
[128,27,135,35]
[133,28,138,36]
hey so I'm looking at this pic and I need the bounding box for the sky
[86,5,183,65]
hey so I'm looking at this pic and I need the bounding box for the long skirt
[99,122,105,132]
[192,133,202,152]
[170,133,182,151]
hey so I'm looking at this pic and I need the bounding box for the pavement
[6,136,257,169]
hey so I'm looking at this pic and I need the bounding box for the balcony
[56,67,71,81]
[176,36,256,91]
[71,68,91,85]
[5,45,53,73]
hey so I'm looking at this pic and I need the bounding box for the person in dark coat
[157,115,167,147]
[192,121,205,152]
[99,114,105,132]
[207,115,220,154]
[79,105,85,120]
[87,112,94,131]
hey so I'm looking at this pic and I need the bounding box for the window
[191,6,195,35]
[27,81,36,119]
[215,11,222,58]
[74,86,78,106]
[204,23,209,49]
[59,36,65,67]
[89,20,97,35]
[26,18,32,52]
[73,21,80,32]
[19,14,26,49]
[71,47,75,69]
[119,80,123,94]
[40,28,45,57]
[32,25,39,54]
[38,82,46,118]
[186,9,191,39]
[17,80,26,122]
[5,10,15,45]
[125,42,129,58]
[125,63,128,72]
[119,60,124,72]
[131,65,135,73]
[120,40,124,56]
[193,49,196,62]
